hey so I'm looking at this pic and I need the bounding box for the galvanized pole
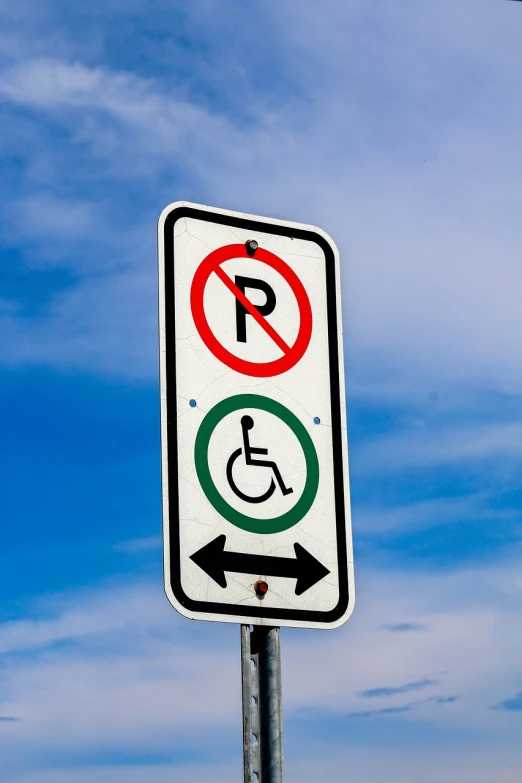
[241,624,284,783]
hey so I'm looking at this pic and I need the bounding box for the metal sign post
[241,625,283,783]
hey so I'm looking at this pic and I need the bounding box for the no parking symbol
[190,242,312,377]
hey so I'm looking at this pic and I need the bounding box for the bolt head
[254,580,269,597]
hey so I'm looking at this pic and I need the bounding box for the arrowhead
[190,535,227,588]
[293,543,330,596]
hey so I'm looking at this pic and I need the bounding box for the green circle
[194,394,319,534]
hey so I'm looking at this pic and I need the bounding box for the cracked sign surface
[158,201,355,629]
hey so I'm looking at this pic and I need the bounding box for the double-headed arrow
[190,534,330,596]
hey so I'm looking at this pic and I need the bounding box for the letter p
[235,276,277,343]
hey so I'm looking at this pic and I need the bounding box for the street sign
[158,201,354,629]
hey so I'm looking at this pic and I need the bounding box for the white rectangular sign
[158,201,354,629]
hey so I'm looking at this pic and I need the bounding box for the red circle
[190,244,312,377]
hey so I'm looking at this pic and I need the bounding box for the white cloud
[355,492,508,535]
[2,193,102,270]
[0,266,157,376]
[0,0,521,389]
[1,560,522,780]
[356,420,522,475]
[0,57,247,174]
[114,535,162,553]
[6,751,522,783]
[5,765,239,783]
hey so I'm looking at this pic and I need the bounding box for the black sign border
[161,205,350,625]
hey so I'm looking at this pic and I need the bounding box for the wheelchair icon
[226,415,294,504]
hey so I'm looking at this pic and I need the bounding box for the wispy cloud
[0,0,521,388]
[382,623,428,633]
[360,679,438,699]
[0,558,520,779]
[356,422,522,474]
[497,691,522,712]
[0,56,261,191]
[114,536,162,554]
[346,705,412,719]
[346,694,458,719]
[355,492,507,534]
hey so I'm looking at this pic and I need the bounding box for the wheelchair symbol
[226,415,294,504]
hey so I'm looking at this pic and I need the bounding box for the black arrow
[190,535,330,596]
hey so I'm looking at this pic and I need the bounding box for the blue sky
[1,1,522,781]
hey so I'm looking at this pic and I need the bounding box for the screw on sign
[158,201,354,783]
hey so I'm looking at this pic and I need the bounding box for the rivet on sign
[254,580,269,598]
[189,399,197,408]
[313,416,320,425]
[245,239,259,255]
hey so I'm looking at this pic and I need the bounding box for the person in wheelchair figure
[226,415,293,504]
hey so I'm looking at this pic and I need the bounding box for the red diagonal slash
[213,264,292,355]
